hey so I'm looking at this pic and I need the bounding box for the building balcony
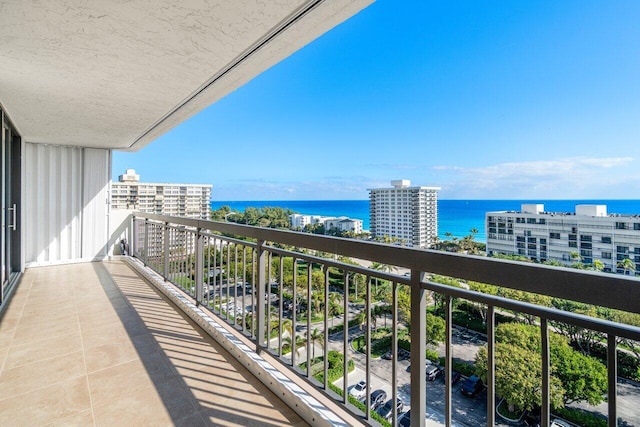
[1,213,640,426]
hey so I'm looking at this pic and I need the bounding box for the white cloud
[432,157,638,199]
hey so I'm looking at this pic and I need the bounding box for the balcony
[1,213,640,426]
[118,213,640,426]
[0,261,324,426]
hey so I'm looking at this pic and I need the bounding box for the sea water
[211,200,640,243]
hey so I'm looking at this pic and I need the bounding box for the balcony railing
[131,213,640,427]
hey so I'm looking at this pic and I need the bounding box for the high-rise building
[368,180,440,247]
[111,169,212,220]
[486,204,640,275]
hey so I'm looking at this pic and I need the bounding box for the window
[569,241,577,248]
[601,236,612,244]
[602,251,612,259]
[550,232,561,239]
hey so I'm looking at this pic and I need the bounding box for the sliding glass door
[0,108,21,311]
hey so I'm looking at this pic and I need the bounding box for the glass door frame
[0,106,22,314]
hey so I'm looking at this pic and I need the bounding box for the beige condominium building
[369,180,440,247]
[111,169,212,220]
[486,203,640,275]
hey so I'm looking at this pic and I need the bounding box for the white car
[349,380,368,400]
[550,419,572,427]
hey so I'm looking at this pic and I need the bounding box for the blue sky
[113,1,640,201]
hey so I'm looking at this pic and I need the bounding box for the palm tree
[309,328,323,360]
[591,259,605,271]
[617,257,636,275]
[281,318,293,337]
[283,334,305,358]
[570,251,583,268]
[328,297,343,328]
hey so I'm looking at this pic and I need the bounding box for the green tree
[283,334,306,358]
[476,323,607,411]
[591,259,605,271]
[617,257,636,275]
[210,205,231,221]
[425,313,446,346]
[467,281,499,324]
[476,343,565,413]
[550,333,607,405]
[310,328,324,360]
[328,293,343,327]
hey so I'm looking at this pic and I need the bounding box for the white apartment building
[289,214,363,234]
[369,180,440,248]
[289,214,326,229]
[486,204,640,275]
[111,169,212,220]
[324,217,363,234]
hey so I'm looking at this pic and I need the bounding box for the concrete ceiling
[0,0,372,151]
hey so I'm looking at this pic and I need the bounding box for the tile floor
[0,261,307,426]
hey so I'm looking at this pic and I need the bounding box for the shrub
[554,408,606,427]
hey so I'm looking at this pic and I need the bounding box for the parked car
[349,380,368,400]
[376,398,404,421]
[368,389,387,410]
[426,363,441,381]
[550,419,572,427]
[381,348,409,360]
[460,375,483,397]
[398,410,411,427]
[442,370,462,384]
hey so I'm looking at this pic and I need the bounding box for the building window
[550,232,561,239]
[602,236,612,244]
[569,241,577,248]
[602,251,612,259]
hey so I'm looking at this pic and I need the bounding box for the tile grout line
[74,269,97,426]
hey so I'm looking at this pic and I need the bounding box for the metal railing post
[163,222,170,280]
[195,228,204,306]
[486,305,496,427]
[541,318,550,426]
[342,271,349,405]
[410,270,426,427]
[323,265,329,391]
[444,295,453,425]
[255,239,267,350]
[131,215,137,256]
[143,219,149,266]
[391,281,398,427]
[607,334,618,427]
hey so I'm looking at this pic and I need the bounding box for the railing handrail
[133,212,640,315]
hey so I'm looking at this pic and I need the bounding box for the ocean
[210,200,640,243]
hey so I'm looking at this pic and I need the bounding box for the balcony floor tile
[0,261,307,427]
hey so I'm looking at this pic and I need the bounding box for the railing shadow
[91,261,304,426]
